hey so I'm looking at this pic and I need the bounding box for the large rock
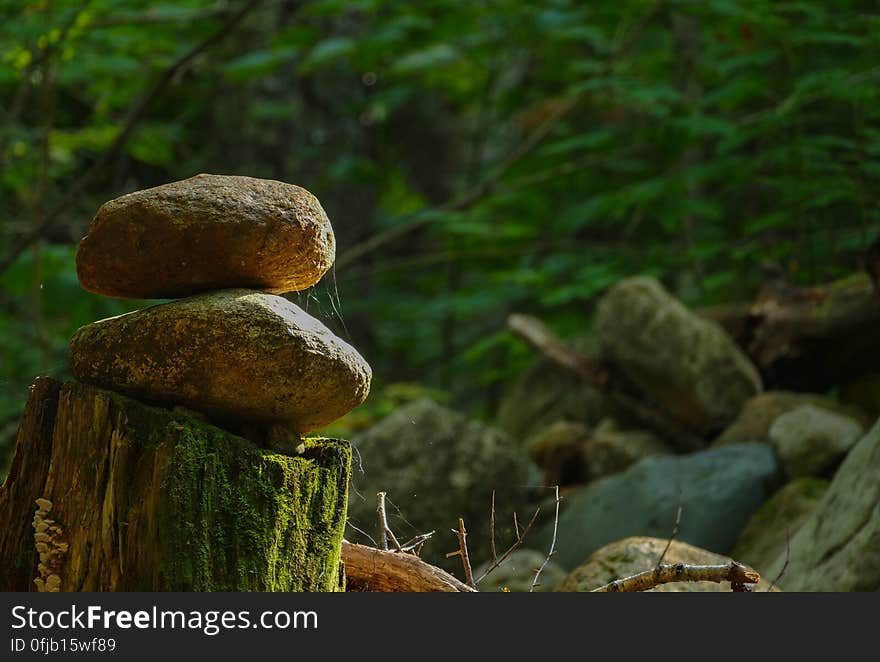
[764,418,880,591]
[347,400,532,568]
[535,443,780,569]
[497,337,607,444]
[474,549,567,593]
[714,391,869,447]
[69,289,371,432]
[768,405,864,478]
[595,277,762,432]
[731,478,828,576]
[559,537,775,592]
[76,174,335,299]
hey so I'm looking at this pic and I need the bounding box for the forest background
[2,0,879,476]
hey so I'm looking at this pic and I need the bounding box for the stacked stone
[69,174,371,435]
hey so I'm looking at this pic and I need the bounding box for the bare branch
[475,507,540,584]
[446,518,475,589]
[489,490,497,564]
[334,95,578,272]
[655,486,683,569]
[530,486,561,592]
[766,527,791,592]
[593,562,761,592]
[376,491,402,552]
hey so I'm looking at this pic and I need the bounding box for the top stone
[76,174,336,299]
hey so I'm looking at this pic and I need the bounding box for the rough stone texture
[583,419,671,480]
[559,537,774,592]
[347,399,532,569]
[768,405,864,478]
[76,174,335,299]
[731,478,828,577]
[595,277,762,432]
[497,337,607,444]
[764,417,880,591]
[0,379,350,591]
[534,443,780,569]
[713,391,870,447]
[473,549,567,593]
[69,289,371,433]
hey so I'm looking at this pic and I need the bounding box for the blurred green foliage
[1,0,879,468]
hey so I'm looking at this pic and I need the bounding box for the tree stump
[0,377,350,592]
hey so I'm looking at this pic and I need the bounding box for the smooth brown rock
[69,289,371,433]
[76,174,335,299]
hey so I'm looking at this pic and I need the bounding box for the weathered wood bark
[0,377,350,592]
[341,541,474,592]
[699,273,880,390]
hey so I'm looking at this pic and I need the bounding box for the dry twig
[593,562,760,592]
[475,508,541,584]
[530,486,561,592]
[655,487,683,569]
[446,518,475,589]
[376,491,402,552]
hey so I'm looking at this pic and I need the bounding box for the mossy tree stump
[0,377,350,592]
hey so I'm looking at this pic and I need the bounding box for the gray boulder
[714,391,869,447]
[731,478,828,577]
[764,417,880,591]
[534,443,780,569]
[596,277,762,432]
[348,400,532,568]
[768,405,864,477]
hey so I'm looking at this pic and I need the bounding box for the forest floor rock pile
[69,174,371,435]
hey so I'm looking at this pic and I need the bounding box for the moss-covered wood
[0,377,350,592]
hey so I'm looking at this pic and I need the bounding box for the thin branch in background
[655,486,683,569]
[345,519,377,547]
[593,562,761,593]
[334,93,579,272]
[475,507,540,584]
[376,491,402,552]
[766,527,791,592]
[399,531,434,555]
[530,485,561,592]
[445,518,475,589]
[0,0,264,276]
[489,490,497,564]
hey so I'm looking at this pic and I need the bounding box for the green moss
[105,391,350,591]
